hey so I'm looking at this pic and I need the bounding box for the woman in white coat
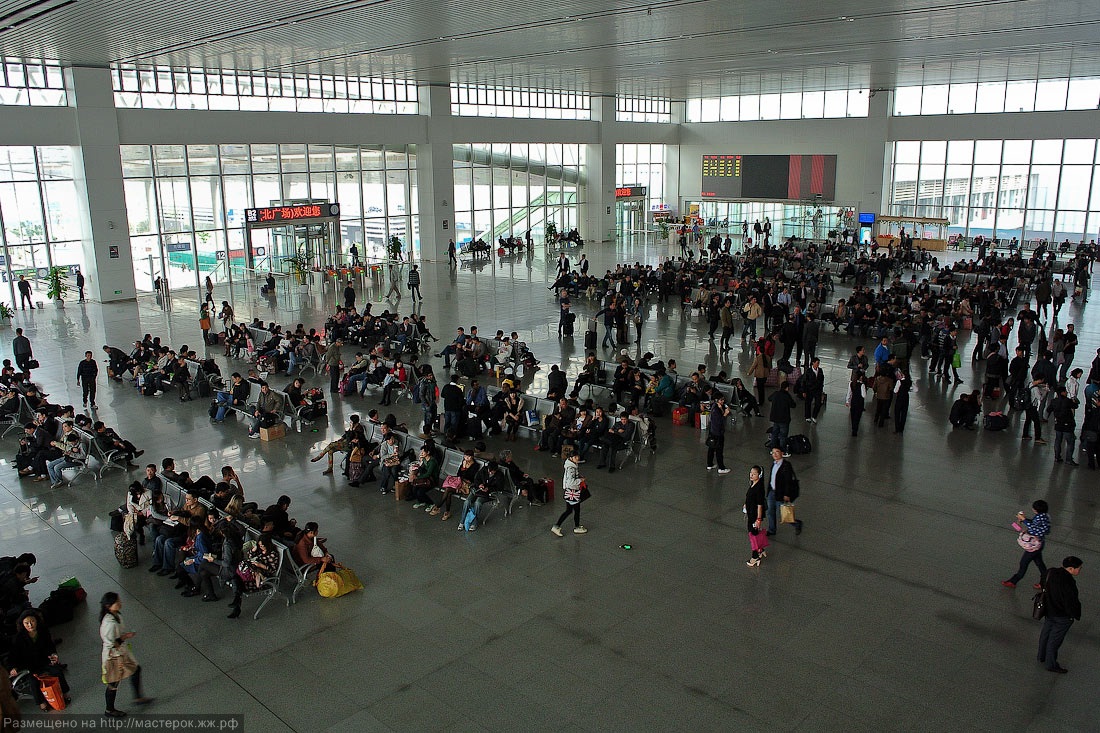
[551,452,587,536]
[99,592,153,718]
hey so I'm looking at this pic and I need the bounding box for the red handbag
[749,530,770,553]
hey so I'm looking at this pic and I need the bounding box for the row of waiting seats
[157,474,317,620]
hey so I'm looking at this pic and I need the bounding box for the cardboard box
[259,423,286,441]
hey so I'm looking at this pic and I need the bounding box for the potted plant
[282,253,310,292]
[46,266,69,306]
[544,222,558,246]
[387,235,403,261]
[657,221,670,241]
[0,301,13,327]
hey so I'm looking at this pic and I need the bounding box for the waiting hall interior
[0,0,1099,730]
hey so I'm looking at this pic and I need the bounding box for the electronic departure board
[701,155,743,198]
[701,155,836,201]
[245,202,341,225]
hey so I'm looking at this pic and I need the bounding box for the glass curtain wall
[0,146,85,305]
[682,201,845,242]
[615,144,666,237]
[452,143,585,248]
[121,144,418,293]
[889,139,1100,243]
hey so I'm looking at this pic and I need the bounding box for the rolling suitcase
[584,330,597,350]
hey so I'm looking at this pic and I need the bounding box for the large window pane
[975,82,1006,113]
[1056,166,1090,210]
[124,179,157,235]
[219,144,250,175]
[189,177,223,230]
[157,178,191,232]
[1034,79,1068,111]
[153,145,186,176]
[186,145,219,175]
[0,182,45,243]
[42,180,81,241]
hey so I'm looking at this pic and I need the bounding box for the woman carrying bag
[551,452,588,536]
[1002,500,1051,590]
[745,466,768,567]
[99,592,153,718]
[8,610,70,711]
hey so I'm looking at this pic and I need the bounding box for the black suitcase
[584,330,597,350]
[465,414,484,440]
[563,320,575,337]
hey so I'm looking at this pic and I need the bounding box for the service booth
[876,215,950,251]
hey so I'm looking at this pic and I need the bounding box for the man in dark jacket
[76,350,99,408]
[768,381,797,454]
[765,446,802,535]
[1050,387,1078,465]
[800,358,825,423]
[12,328,32,374]
[440,375,464,437]
[1038,556,1082,673]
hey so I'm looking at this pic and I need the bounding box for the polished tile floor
[3,240,1098,732]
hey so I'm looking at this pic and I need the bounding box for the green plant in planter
[544,221,558,245]
[387,235,403,260]
[282,253,310,283]
[0,302,13,320]
[657,221,670,240]
[46,266,69,302]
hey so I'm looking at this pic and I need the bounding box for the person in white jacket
[99,592,153,718]
[551,453,587,536]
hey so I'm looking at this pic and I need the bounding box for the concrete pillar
[66,66,136,302]
[584,95,617,244]
[416,84,456,262]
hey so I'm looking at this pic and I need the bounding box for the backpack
[787,434,812,454]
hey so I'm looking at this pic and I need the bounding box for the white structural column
[67,66,135,302]
[416,84,456,262]
[584,95,616,244]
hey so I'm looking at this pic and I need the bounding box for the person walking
[1002,500,1051,589]
[718,298,735,351]
[349,243,361,266]
[418,369,438,438]
[1050,386,1079,465]
[447,239,457,266]
[765,446,803,535]
[343,280,356,309]
[745,465,768,567]
[551,452,587,536]
[407,264,422,302]
[741,296,762,343]
[893,370,912,434]
[199,303,213,346]
[12,327,33,375]
[1022,378,1048,445]
[16,275,33,310]
[706,395,732,474]
[204,276,214,305]
[767,381,796,455]
[1037,556,1083,674]
[76,271,86,302]
[99,592,153,717]
[800,357,824,424]
[323,338,343,393]
[76,350,99,409]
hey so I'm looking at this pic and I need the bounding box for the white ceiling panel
[0,0,1096,98]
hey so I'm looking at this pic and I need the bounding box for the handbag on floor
[315,562,364,598]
